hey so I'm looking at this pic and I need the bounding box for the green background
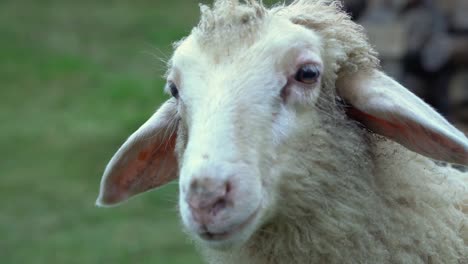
[1,0,216,263]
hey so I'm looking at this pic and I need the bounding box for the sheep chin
[195,204,262,250]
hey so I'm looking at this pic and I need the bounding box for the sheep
[96,0,468,263]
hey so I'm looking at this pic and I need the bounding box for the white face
[167,18,324,248]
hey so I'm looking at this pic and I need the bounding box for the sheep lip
[199,207,259,242]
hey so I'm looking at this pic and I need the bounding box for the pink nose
[187,178,233,225]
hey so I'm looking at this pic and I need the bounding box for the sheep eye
[169,82,179,99]
[295,64,320,84]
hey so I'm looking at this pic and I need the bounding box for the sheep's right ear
[96,99,179,207]
[337,70,468,165]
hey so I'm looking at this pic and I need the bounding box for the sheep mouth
[199,207,260,242]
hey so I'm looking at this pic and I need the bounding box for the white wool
[203,133,468,263]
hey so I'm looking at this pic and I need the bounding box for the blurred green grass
[0,0,203,263]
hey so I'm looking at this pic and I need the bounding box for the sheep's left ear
[337,69,468,165]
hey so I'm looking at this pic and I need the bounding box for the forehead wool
[189,0,378,75]
[192,0,267,52]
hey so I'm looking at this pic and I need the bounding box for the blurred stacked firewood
[343,0,468,125]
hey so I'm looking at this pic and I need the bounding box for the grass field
[0,0,207,263]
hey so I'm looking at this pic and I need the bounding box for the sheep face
[170,18,324,248]
[96,0,468,257]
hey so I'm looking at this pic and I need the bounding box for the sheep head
[96,0,468,251]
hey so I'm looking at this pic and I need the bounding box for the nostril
[189,197,228,225]
[211,198,227,216]
[225,181,232,195]
[186,179,235,223]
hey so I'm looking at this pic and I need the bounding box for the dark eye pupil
[169,83,179,98]
[295,65,320,84]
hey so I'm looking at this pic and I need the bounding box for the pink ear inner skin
[104,133,178,204]
[346,107,404,137]
[346,107,468,165]
[138,150,150,161]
